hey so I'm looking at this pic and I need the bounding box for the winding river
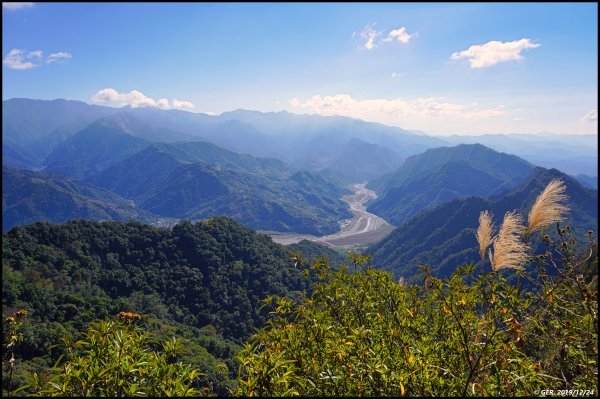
[265,183,394,247]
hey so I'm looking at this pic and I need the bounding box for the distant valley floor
[265,183,395,248]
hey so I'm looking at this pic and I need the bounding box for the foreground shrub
[19,314,202,397]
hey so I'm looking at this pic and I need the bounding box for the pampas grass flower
[476,210,495,262]
[528,179,569,234]
[490,211,529,272]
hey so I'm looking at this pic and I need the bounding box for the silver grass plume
[476,210,495,263]
[490,211,529,272]
[528,179,569,234]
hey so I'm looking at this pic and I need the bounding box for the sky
[2,2,598,136]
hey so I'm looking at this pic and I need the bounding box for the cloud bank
[92,88,195,110]
[289,93,505,122]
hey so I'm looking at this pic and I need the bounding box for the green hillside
[2,167,155,231]
[2,217,342,394]
[367,144,534,226]
[43,115,152,179]
[368,167,598,279]
[86,142,352,235]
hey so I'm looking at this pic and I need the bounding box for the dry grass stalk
[490,211,529,272]
[528,179,569,234]
[476,210,495,262]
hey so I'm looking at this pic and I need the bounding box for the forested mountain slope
[2,217,343,393]
[367,144,534,226]
[85,141,352,235]
[368,167,598,279]
[2,167,156,231]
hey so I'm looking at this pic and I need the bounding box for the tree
[20,312,204,397]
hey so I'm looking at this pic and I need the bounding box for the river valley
[265,183,395,248]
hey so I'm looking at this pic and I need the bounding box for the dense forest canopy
[2,217,342,395]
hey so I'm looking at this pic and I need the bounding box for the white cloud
[450,38,540,68]
[289,93,506,122]
[4,49,73,70]
[2,2,34,10]
[355,24,415,50]
[391,72,405,78]
[172,98,195,109]
[92,88,164,108]
[355,24,381,50]
[46,52,72,64]
[92,88,195,110]
[383,27,414,44]
[581,109,597,123]
[156,98,170,108]
[3,49,42,70]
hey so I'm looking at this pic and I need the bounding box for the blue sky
[2,2,597,135]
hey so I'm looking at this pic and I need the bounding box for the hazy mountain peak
[93,112,142,135]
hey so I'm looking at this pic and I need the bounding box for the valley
[266,182,395,247]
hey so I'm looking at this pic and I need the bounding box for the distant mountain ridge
[43,114,154,179]
[85,141,290,197]
[4,98,594,180]
[3,97,595,240]
[2,143,41,170]
[2,98,448,181]
[2,167,156,231]
[216,109,447,179]
[288,137,405,182]
[444,133,598,177]
[2,98,118,149]
[576,174,598,189]
[367,144,535,225]
[86,141,352,235]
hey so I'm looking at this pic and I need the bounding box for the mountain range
[2,99,446,176]
[4,142,353,235]
[2,98,597,244]
[2,167,156,231]
[2,98,448,234]
[84,140,353,234]
[367,144,535,226]
[444,133,598,177]
[368,167,598,279]
[4,98,596,179]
